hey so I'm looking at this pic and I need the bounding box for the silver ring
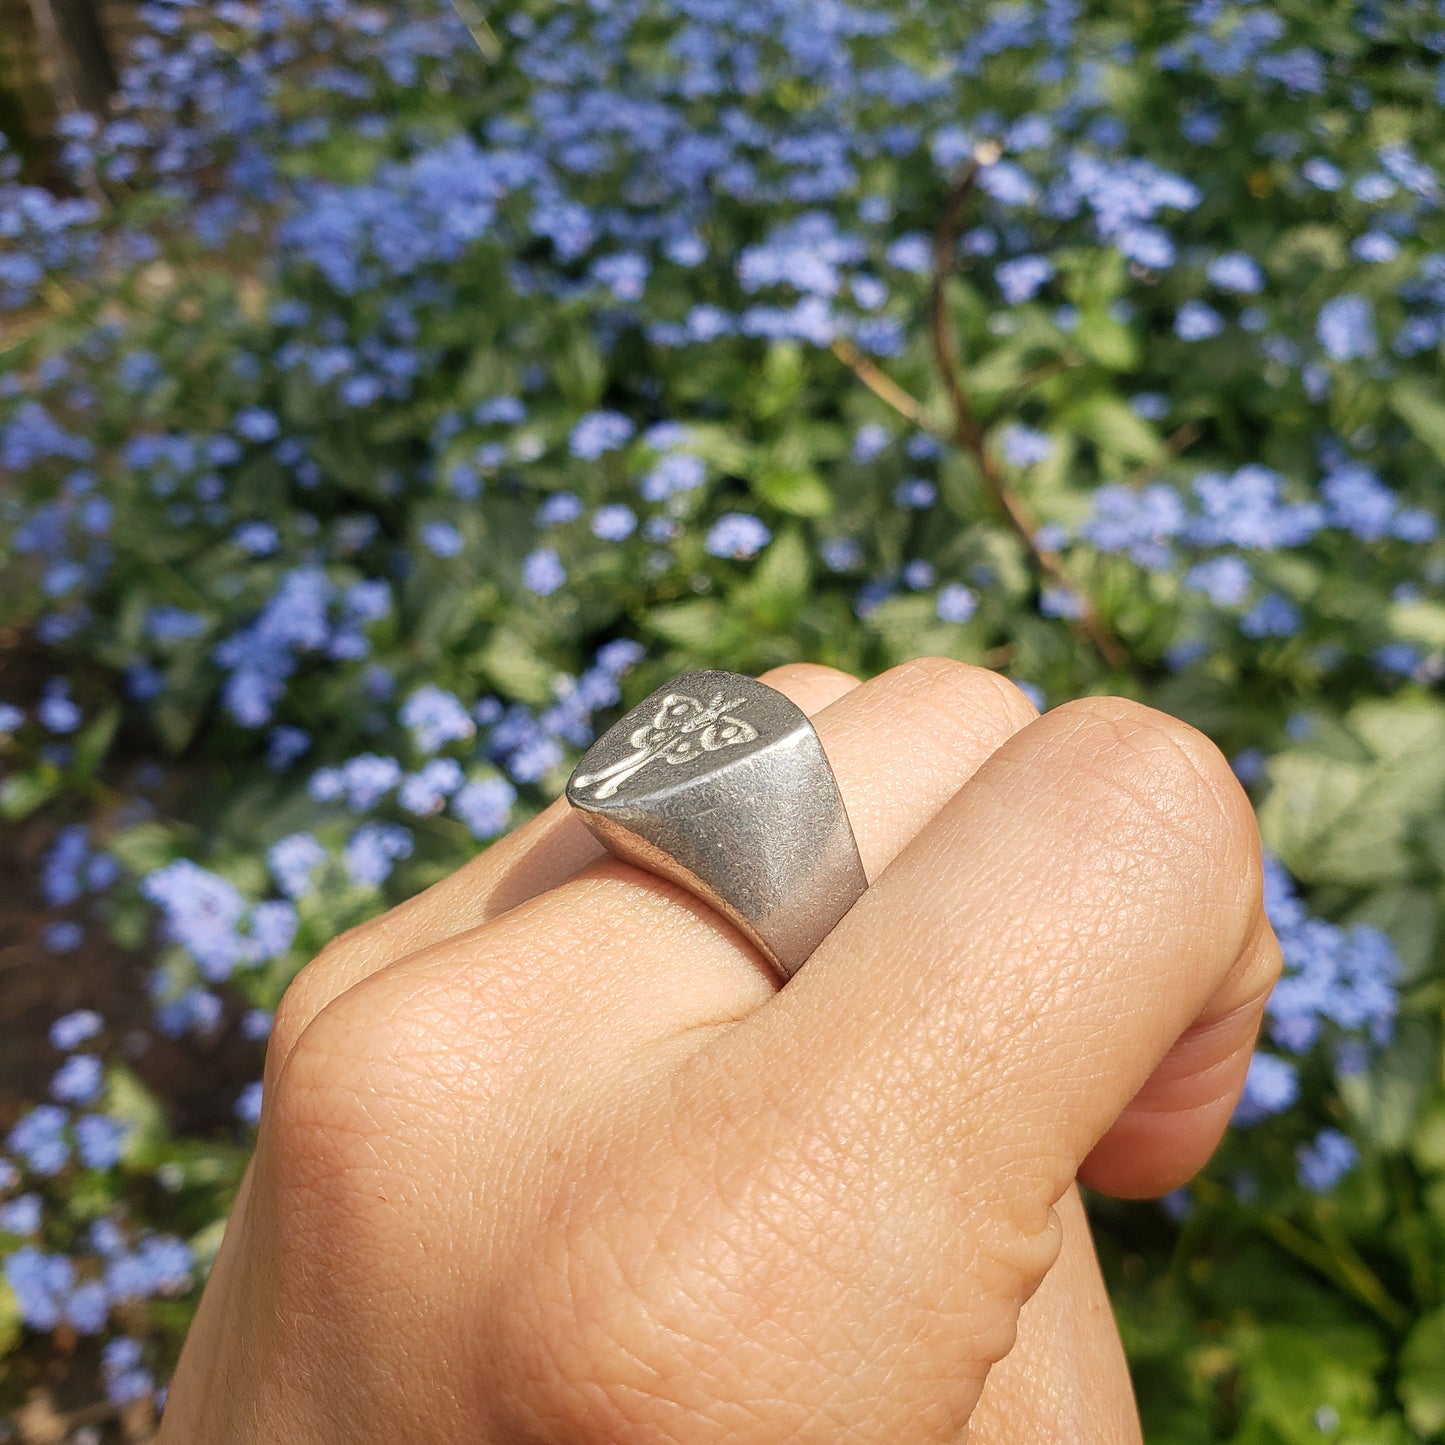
[566,669,866,982]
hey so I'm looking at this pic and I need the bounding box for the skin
[159,658,1282,1443]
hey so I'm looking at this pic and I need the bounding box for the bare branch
[928,159,1128,672]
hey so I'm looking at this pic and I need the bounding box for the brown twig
[830,338,933,430]
[1121,420,1203,491]
[928,161,1128,672]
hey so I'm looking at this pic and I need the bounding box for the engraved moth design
[572,690,759,800]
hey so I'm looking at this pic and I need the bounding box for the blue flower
[1117,225,1175,269]
[343,823,414,888]
[399,757,465,815]
[591,504,638,541]
[852,424,890,463]
[7,1104,70,1176]
[145,606,208,643]
[1302,157,1345,190]
[49,1009,102,1051]
[569,410,634,460]
[893,479,936,509]
[41,825,89,906]
[640,454,705,501]
[65,1279,109,1334]
[1184,555,1252,605]
[102,1337,154,1407]
[1297,1128,1358,1192]
[1175,300,1225,341]
[473,395,525,425]
[979,160,1038,207]
[250,900,298,961]
[37,679,81,734]
[236,1081,264,1124]
[42,920,84,954]
[1320,463,1396,540]
[50,1053,103,1105]
[233,406,280,442]
[1317,294,1377,361]
[1352,231,1399,264]
[4,1247,73,1329]
[999,424,1054,468]
[1241,593,1301,638]
[537,492,583,526]
[401,686,475,752]
[936,583,978,623]
[1234,1052,1299,1124]
[995,253,1054,303]
[1206,252,1264,294]
[1040,586,1084,620]
[884,232,932,274]
[522,547,567,596]
[420,520,464,557]
[452,776,517,839]
[142,859,252,980]
[74,1114,128,1170]
[704,513,771,560]
[267,833,327,900]
[266,725,311,770]
[0,1193,42,1234]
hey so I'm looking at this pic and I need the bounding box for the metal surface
[566,670,867,982]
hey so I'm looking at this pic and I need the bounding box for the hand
[158,660,1281,1443]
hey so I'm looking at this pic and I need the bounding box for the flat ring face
[566,670,867,981]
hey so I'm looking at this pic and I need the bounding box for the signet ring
[565,669,867,983]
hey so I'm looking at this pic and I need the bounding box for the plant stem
[1191,1176,1410,1332]
[927,161,1128,672]
[830,338,933,430]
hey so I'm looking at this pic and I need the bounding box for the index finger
[719,694,1280,1213]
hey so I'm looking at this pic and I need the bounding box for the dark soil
[0,632,263,1442]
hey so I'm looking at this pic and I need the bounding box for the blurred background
[1,1,1443,1440]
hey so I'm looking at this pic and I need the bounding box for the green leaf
[1238,1320,1385,1437]
[0,767,60,820]
[1344,887,1438,983]
[1075,309,1140,371]
[479,626,558,705]
[71,703,120,779]
[106,820,183,879]
[1258,698,1445,885]
[752,464,833,517]
[1067,394,1158,463]
[1339,1017,1438,1153]
[738,527,812,625]
[1412,1101,1445,1176]
[107,1063,170,1169]
[1389,600,1445,650]
[646,600,749,659]
[0,1278,19,1360]
[1392,379,1445,468]
[1400,1308,1445,1439]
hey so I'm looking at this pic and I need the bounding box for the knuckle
[885,655,1040,736]
[758,661,858,695]
[1050,696,1263,940]
[263,919,388,1088]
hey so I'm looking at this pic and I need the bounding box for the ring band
[566,669,867,982]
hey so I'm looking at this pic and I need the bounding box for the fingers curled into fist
[159,659,1280,1445]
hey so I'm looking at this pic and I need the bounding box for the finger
[266,663,862,1084]
[550,696,1273,1440]
[269,659,1040,1099]
[967,1185,1140,1445]
[738,692,1279,1252]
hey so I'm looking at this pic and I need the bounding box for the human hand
[158,659,1281,1442]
